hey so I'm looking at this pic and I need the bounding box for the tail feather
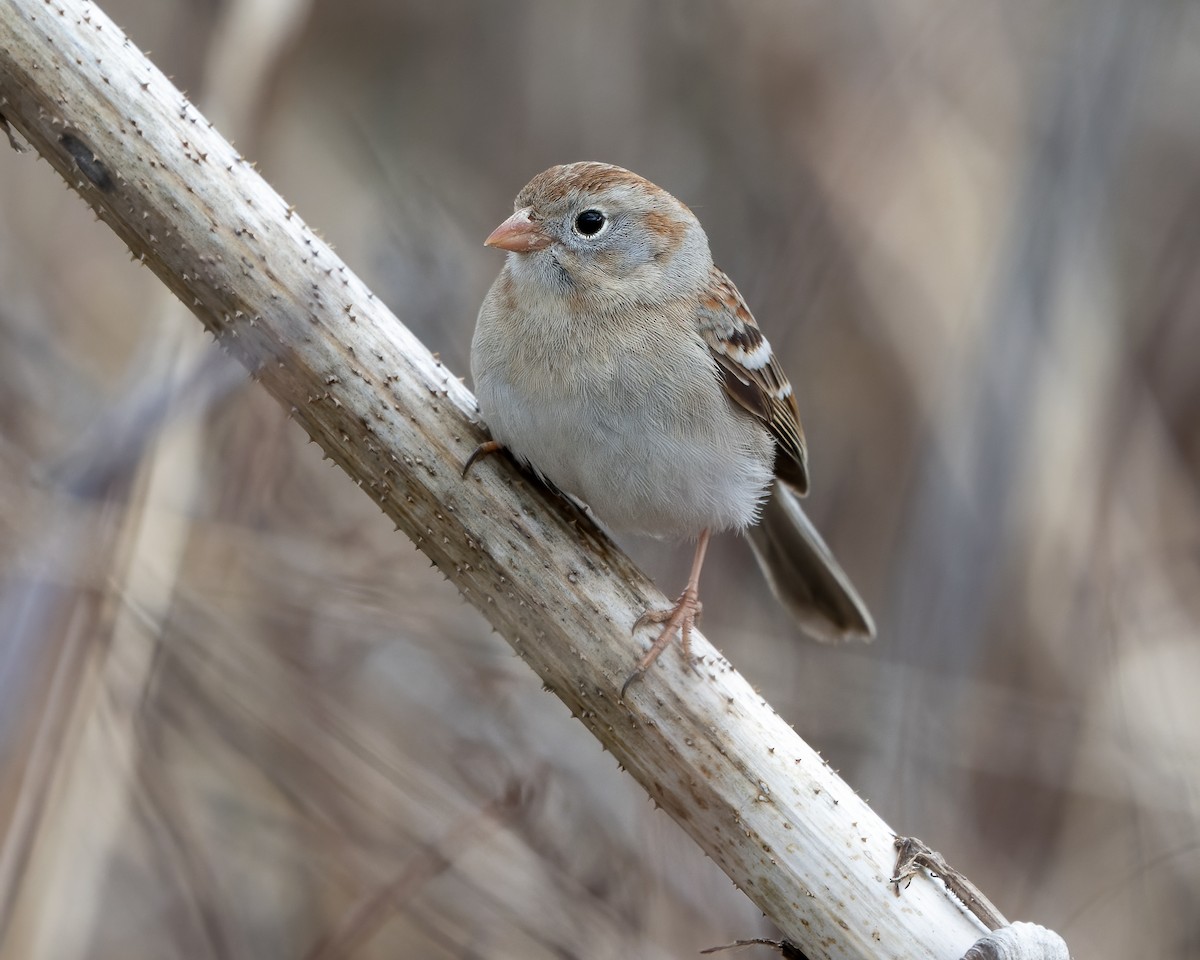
[745,483,875,643]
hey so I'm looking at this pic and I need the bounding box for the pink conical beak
[484,207,552,252]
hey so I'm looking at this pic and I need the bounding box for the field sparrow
[470,162,874,689]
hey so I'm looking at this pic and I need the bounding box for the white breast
[471,281,774,539]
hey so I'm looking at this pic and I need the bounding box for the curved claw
[463,439,503,477]
[620,666,645,700]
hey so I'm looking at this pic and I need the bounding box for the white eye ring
[573,209,608,237]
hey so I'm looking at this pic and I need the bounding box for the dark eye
[574,209,606,236]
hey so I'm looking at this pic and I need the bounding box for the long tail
[745,483,875,643]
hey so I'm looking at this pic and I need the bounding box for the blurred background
[1,0,1199,957]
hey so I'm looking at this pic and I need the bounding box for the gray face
[506,163,714,308]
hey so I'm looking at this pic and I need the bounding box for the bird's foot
[621,590,703,697]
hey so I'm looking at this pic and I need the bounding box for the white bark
[0,1,1001,956]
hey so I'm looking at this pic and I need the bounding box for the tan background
[1,1,1198,958]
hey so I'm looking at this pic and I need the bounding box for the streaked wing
[696,267,809,494]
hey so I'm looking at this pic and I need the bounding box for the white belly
[473,320,774,539]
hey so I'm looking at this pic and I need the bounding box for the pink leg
[622,529,710,697]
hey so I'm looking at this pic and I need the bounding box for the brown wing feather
[696,267,809,494]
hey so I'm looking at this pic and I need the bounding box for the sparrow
[468,162,873,691]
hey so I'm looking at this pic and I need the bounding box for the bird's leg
[462,439,504,477]
[622,528,711,697]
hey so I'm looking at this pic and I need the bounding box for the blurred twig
[302,780,526,960]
